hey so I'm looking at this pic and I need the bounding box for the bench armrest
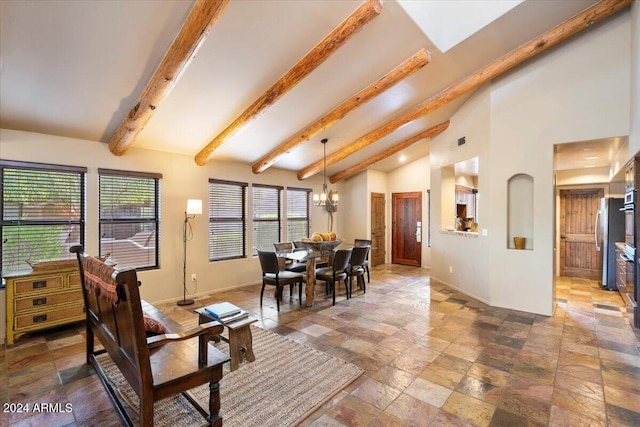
[147,320,225,367]
[146,319,223,348]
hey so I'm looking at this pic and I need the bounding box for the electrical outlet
[449,266,453,274]
[191,273,197,282]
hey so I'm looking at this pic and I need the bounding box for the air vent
[449,136,467,151]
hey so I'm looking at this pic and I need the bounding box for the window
[98,169,161,270]
[209,179,247,261]
[252,184,282,254]
[0,160,86,273]
[286,187,311,242]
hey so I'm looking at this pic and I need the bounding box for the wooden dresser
[4,264,84,345]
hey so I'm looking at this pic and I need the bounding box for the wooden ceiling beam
[296,0,632,180]
[330,120,450,183]
[109,0,230,156]
[251,48,431,174]
[194,0,383,166]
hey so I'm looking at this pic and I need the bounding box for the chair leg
[366,266,370,283]
[362,274,366,293]
[332,281,336,306]
[276,286,281,311]
[260,283,265,307]
[298,280,303,304]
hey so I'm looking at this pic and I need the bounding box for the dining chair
[257,250,305,311]
[346,245,370,298]
[273,242,306,272]
[354,238,372,283]
[315,248,352,306]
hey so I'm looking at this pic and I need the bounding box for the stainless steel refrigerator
[596,197,624,289]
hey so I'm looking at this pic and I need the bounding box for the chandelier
[313,138,338,211]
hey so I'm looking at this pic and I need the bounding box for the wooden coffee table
[195,308,257,371]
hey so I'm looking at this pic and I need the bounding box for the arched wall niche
[508,174,534,250]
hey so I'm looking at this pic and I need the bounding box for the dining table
[277,246,341,307]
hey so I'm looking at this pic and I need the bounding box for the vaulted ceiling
[2,0,628,181]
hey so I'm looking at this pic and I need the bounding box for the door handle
[595,211,601,251]
[560,235,566,239]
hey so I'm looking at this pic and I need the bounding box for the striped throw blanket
[83,256,118,305]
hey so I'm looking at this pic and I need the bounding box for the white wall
[556,167,610,186]
[430,84,492,303]
[428,10,631,315]
[0,129,333,304]
[488,11,631,315]
[340,170,368,244]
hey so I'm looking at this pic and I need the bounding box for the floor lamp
[178,199,202,306]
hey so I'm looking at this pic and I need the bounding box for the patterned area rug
[97,325,363,427]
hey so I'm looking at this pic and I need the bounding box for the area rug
[96,325,363,427]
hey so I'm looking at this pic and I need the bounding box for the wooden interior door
[392,192,422,266]
[370,192,385,267]
[559,188,603,279]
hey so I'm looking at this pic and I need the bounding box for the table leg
[305,258,316,307]
[228,325,255,371]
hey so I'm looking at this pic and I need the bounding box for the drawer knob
[33,280,47,289]
[33,314,47,323]
[33,297,47,306]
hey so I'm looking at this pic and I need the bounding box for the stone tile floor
[1,265,640,426]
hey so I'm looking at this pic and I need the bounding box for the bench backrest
[71,245,151,397]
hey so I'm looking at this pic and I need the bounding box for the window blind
[286,188,311,242]
[0,160,86,273]
[98,169,161,270]
[252,184,282,254]
[208,179,247,261]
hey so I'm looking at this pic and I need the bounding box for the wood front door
[559,188,603,279]
[371,192,385,267]
[392,192,422,266]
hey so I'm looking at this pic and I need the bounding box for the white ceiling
[554,136,628,171]
[0,0,607,180]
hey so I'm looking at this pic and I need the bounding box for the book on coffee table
[211,310,249,324]
[203,302,242,320]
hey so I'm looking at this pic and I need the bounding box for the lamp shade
[186,199,202,215]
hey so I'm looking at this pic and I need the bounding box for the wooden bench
[70,246,230,427]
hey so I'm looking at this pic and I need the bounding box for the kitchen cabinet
[4,265,84,345]
[616,246,628,293]
[625,156,638,190]
[455,185,477,220]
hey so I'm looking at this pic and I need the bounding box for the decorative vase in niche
[514,237,526,250]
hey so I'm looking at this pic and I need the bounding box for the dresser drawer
[68,273,81,288]
[14,276,63,295]
[14,289,83,314]
[14,304,85,330]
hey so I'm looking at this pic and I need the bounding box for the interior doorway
[391,192,422,266]
[370,192,385,267]
[558,188,604,279]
